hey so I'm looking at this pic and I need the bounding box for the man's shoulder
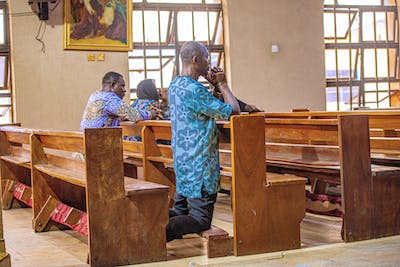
[171,76,205,90]
[96,91,122,102]
[89,90,114,98]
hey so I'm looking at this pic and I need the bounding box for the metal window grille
[129,0,224,100]
[324,0,400,110]
[0,2,12,123]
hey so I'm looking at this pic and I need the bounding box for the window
[323,0,399,110]
[129,0,224,100]
[0,2,11,123]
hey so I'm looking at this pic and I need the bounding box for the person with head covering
[131,79,170,120]
[125,79,170,142]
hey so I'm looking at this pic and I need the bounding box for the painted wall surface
[222,0,326,112]
[8,0,129,130]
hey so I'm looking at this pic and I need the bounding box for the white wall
[222,0,326,112]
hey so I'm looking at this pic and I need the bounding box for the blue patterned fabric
[80,90,150,130]
[131,99,170,120]
[131,99,155,112]
[168,76,232,198]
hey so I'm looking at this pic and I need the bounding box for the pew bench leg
[33,195,60,232]
[2,180,16,210]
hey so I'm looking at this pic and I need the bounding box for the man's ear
[192,55,198,63]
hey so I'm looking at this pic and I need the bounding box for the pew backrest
[263,111,400,165]
[0,125,32,168]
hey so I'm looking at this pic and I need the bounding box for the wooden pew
[262,115,400,241]
[0,125,33,209]
[263,110,400,166]
[30,128,169,266]
[122,115,307,257]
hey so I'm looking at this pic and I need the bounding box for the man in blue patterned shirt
[167,41,240,241]
[80,71,152,129]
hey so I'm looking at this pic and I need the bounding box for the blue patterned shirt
[80,90,150,130]
[168,76,232,198]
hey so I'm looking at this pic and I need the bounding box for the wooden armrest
[124,177,169,196]
[34,164,86,187]
[146,156,173,164]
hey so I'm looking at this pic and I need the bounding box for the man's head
[180,41,210,77]
[102,71,126,99]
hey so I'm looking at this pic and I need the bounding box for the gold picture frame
[64,0,132,51]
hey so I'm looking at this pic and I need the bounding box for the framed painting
[64,0,132,51]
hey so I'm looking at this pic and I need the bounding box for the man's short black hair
[102,71,123,87]
[180,41,207,64]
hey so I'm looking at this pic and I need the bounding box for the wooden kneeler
[200,226,233,258]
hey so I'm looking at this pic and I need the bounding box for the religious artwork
[64,0,132,51]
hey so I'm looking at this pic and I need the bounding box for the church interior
[0,0,400,266]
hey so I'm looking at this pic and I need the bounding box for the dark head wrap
[137,79,159,100]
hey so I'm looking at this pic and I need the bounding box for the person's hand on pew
[148,105,165,120]
[148,108,158,120]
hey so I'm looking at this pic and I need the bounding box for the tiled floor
[3,196,400,267]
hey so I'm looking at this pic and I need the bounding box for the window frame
[129,0,224,100]
[324,1,400,110]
